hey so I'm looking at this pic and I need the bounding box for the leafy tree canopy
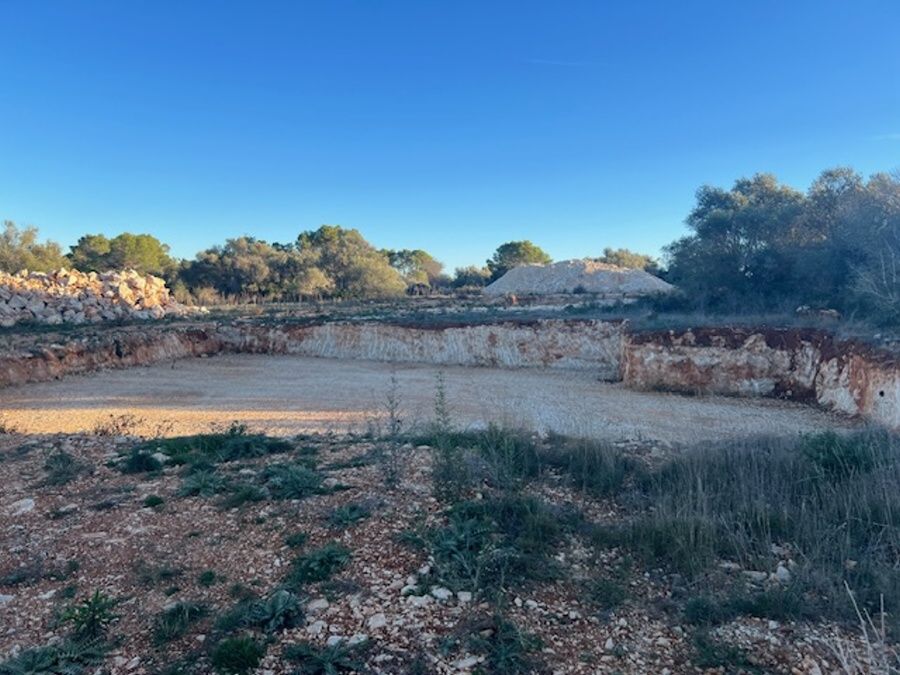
[0,221,68,273]
[486,240,552,280]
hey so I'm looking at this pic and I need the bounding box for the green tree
[0,221,67,273]
[452,265,492,288]
[597,247,660,274]
[296,225,406,298]
[486,240,552,280]
[384,248,444,286]
[69,232,175,276]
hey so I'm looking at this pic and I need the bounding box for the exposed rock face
[0,268,190,326]
[1,319,897,430]
[216,320,626,379]
[484,259,674,296]
[623,328,900,430]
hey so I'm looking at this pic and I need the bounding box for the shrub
[286,543,351,587]
[210,637,265,674]
[220,483,267,509]
[133,430,291,468]
[218,590,304,634]
[198,570,217,587]
[153,601,207,643]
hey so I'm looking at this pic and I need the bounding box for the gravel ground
[0,354,853,443]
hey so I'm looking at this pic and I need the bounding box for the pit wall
[0,320,897,430]
[622,328,900,430]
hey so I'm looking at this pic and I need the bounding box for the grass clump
[178,470,227,498]
[198,570,218,587]
[596,429,900,626]
[210,636,265,674]
[152,601,207,643]
[286,543,351,587]
[539,435,639,496]
[0,637,108,675]
[61,591,118,639]
[284,639,369,673]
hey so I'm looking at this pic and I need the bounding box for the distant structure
[483,259,674,297]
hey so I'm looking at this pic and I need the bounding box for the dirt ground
[0,354,852,443]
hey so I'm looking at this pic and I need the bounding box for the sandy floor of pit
[0,354,852,442]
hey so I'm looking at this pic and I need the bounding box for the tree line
[2,166,898,322]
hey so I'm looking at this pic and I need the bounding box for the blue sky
[2,1,899,271]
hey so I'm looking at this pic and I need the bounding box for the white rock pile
[0,268,190,327]
[484,259,675,296]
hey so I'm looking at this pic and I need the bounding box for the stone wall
[0,269,190,327]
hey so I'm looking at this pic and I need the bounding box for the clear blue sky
[2,1,899,271]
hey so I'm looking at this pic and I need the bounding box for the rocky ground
[0,427,884,674]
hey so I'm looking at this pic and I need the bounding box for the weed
[179,470,227,498]
[61,591,117,638]
[283,639,370,674]
[119,448,163,474]
[210,637,265,674]
[284,532,309,549]
[42,449,86,486]
[466,614,543,674]
[220,483,267,509]
[540,435,638,496]
[263,462,325,500]
[286,543,351,587]
[428,495,571,598]
[691,632,761,672]
[135,560,183,587]
[584,577,628,611]
[0,637,107,675]
[153,601,207,643]
[198,570,218,587]
[218,589,304,634]
[92,413,143,436]
[134,430,291,468]
[143,494,165,508]
[328,501,373,529]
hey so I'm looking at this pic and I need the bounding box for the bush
[328,502,373,529]
[143,494,165,508]
[210,637,265,674]
[179,470,227,498]
[61,591,117,639]
[42,450,86,486]
[218,589,304,634]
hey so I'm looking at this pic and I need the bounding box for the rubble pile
[0,268,189,327]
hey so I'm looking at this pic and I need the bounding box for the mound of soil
[484,259,674,296]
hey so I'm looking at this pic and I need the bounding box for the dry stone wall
[0,269,190,327]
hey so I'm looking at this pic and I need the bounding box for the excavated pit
[1,317,894,440]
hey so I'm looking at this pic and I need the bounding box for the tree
[597,247,660,274]
[0,221,67,273]
[69,232,175,277]
[665,174,805,310]
[296,226,406,298]
[486,241,551,280]
[384,249,444,286]
[452,265,492,288]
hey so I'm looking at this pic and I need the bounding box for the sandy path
[0,354,851,443]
